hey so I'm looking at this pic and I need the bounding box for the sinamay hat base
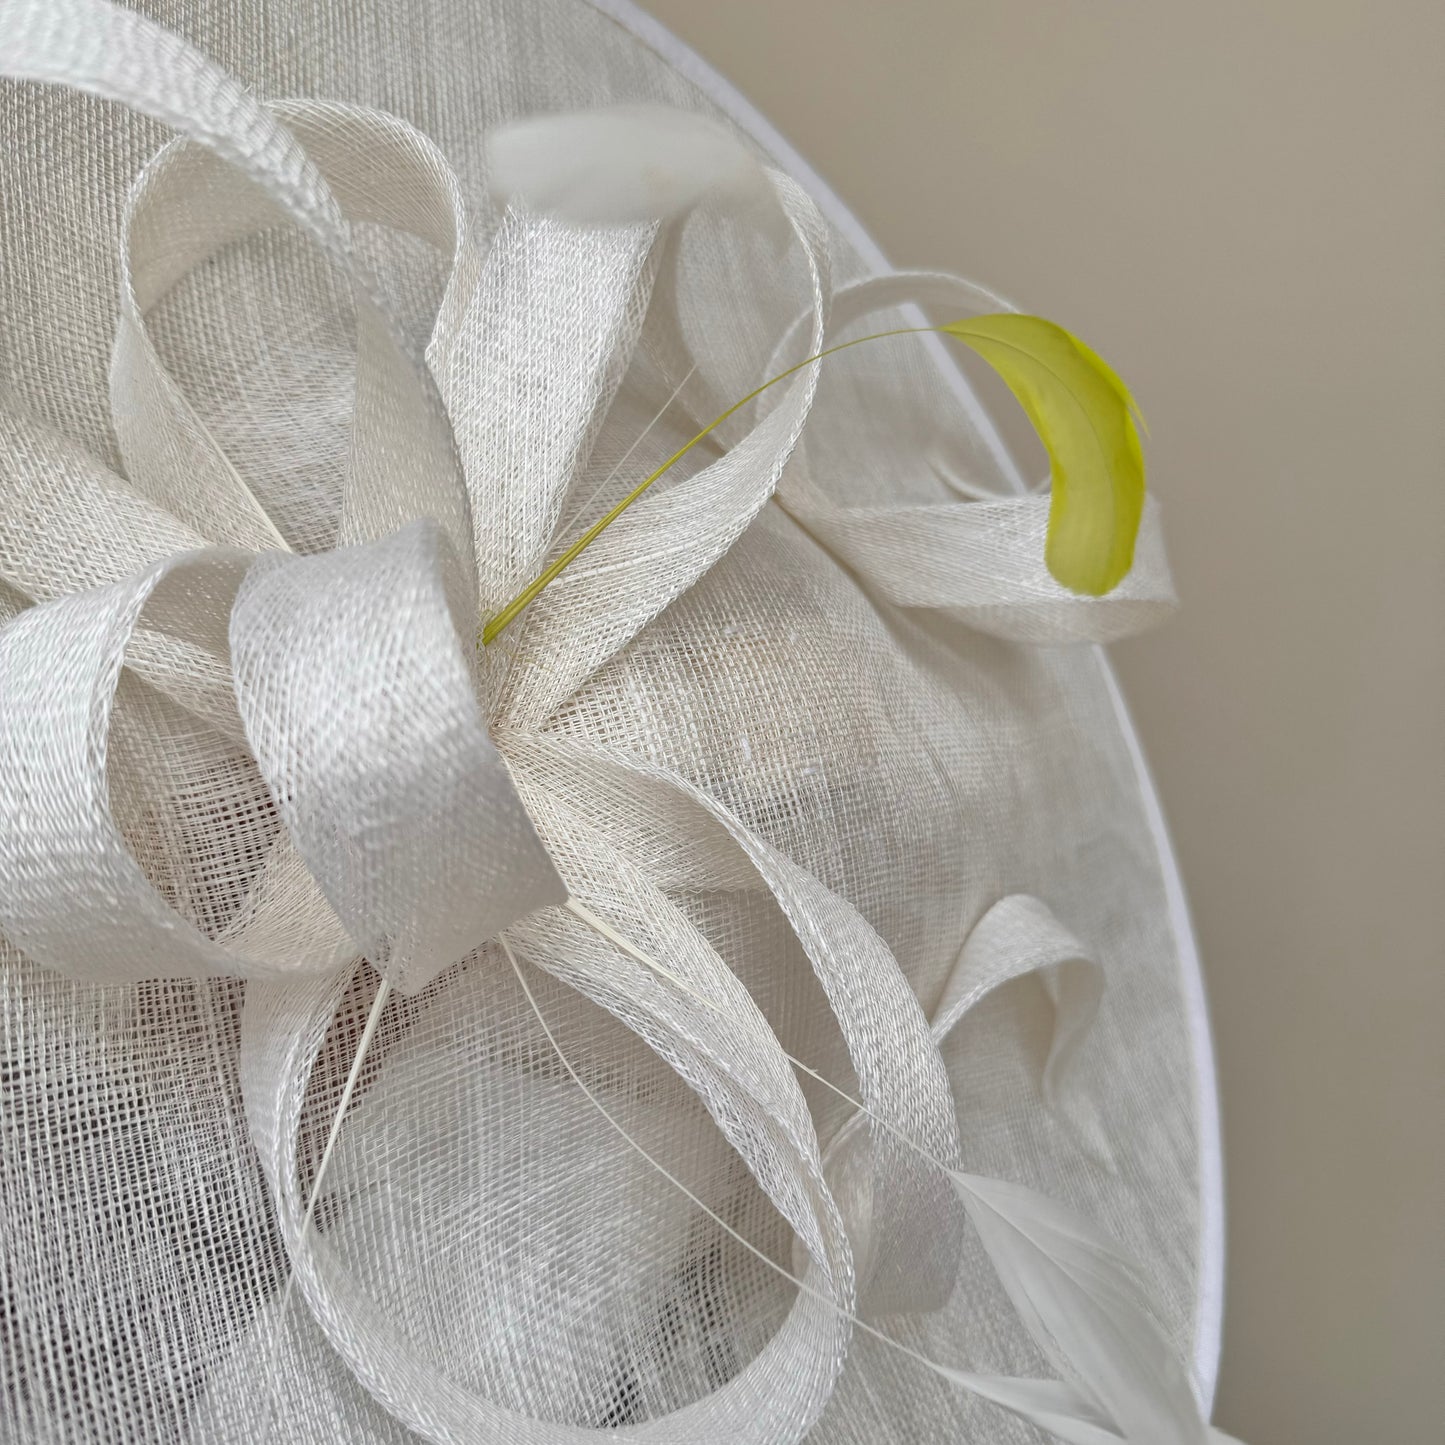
[0,1,1225,1441]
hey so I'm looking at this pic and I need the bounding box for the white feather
[553,905,1224,1445]
[936,1374,1126,1445]
[952,1171,1212,1444]
[484,103,770,227]
[550,906,1230,1445]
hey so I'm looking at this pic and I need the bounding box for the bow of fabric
[0,77,578,994]
[0,0,1176,994]
[0,520,571,995]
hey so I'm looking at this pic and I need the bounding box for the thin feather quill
[549,906,1226,1445]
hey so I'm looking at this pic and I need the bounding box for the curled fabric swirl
[0,3,1209,1444]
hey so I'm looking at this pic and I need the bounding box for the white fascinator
[0,3,1230,1442]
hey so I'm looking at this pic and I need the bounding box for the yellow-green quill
[939,315,1146,596]
[483,314,1146,645]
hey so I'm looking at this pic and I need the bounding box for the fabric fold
[0,524,565,993]
[509,734,967,1319]
[232,521,566,995]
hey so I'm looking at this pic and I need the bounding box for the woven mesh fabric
[0,2,1203,1441]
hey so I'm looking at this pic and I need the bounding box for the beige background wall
[641,3,1445,1440]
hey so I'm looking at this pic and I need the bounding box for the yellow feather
[940,315,1146,597]
[483,315,1147,641]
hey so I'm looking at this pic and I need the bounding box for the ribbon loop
[0,547,288,983]
[775,271,1177,643]
[496,168,833,728]
[452,209,660,620]
[931,892,1104,1103]
[0,523,565,993]
[233,521,566,995]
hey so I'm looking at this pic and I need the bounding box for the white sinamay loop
[449,208,660,619]
[232,521,566,995]
[0,549,259,983]
[497,167,833,729]
[774,271,1178,644]
[0,409,249,736]
[0,409,210,601]
[114,100,478,604]
[817,892,1107,1242]
[516,739,969,1317]
[930,893,1104,1106]
[0,527,564,992]
[0,546,354,982]
[238,930,857,1442]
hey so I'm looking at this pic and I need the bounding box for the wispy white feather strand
[561,905,1216,1444]
[555,362,699,539]
[255,974,393,1445]
[500,933,1137,1445]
